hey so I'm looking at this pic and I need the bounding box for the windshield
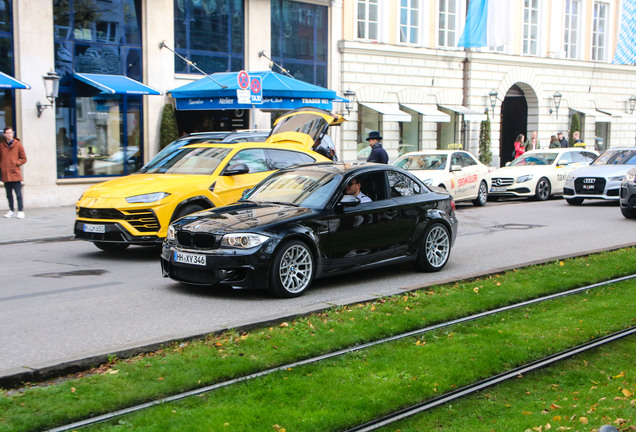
[395,154,447,170]
[141,147,231,175]
[244,169,341,209]
[509,152,558,166]
[270,113,331,143]
[141,135,228,171]
[592,150,636,165]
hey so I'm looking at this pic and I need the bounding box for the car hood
[569,164,635,178]
[82,174,211,199]
[174,202,313,233]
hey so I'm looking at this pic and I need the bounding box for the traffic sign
[250,76,262,104]
[237,70,249,90]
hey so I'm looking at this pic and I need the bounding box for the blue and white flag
[613,0,636,64]
[457,0,511,48]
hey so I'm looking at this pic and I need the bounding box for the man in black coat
[557,131,569,148]
[365,131,388,164]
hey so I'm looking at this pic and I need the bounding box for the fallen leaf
[550,404,562,410]
[613,371,625,379]
[71,387,76,393]
[473,287,479,293]
[559,261,564,266]
[280,322,289,328]
[552,416,562,421]
[579,417,588,425]
[622,388,633,397]
[523,411,533,415]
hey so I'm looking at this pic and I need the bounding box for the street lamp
[343,89,356,114]
[36,71,61,118]
[550,91,562,118]
[488,89,498,113]
[629,95,636,114]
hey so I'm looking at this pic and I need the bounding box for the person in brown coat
[0,127,27,218]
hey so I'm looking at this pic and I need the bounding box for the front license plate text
[83,223,106,233]
[174,251,206,266]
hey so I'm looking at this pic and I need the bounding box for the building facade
[2,0,635,209]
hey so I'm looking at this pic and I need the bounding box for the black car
[161,163,458,297]
[619,167,636,219]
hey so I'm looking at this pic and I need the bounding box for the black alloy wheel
[534,178,551,201]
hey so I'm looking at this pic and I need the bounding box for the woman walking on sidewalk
[0,127,27,219]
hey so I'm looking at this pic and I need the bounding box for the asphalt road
[1,198,635,380]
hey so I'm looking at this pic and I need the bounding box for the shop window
[271,0,328,87]
[53,0,144,179]
[174,0,244,74]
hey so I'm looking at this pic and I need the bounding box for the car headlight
[220,233,270,249]
[608,175,625,182]
[516,174,534,183]
[626,173,636,182]
[126,192,170,204]
[166,225,176,241]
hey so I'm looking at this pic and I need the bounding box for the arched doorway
[500,84,528,166]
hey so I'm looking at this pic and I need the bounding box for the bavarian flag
[457,0,511,49]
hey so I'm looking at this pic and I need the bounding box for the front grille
[78,207,159,233]
[176,230,217,249]
[171,266,216,285]
[491,177,514,187]
[574,177,606,194]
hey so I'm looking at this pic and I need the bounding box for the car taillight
[450,198,456,212]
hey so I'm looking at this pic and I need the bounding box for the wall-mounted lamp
[488,89,498,113]
[549,91,562,118]
[343,89,356,114]
[36,71,61,118]
[629,95,636,115]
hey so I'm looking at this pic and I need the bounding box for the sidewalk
[0,205,76,245]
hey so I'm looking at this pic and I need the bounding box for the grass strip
[378,337,636,432]
[80,276,636,431]
[0,247,634,432]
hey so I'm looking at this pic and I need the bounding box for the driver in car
[345,178,371,203]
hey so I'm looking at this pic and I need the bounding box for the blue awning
[74,72,162,95]
[0,71,31,89]
[170,71,343,110]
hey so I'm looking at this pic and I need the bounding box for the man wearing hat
[366,131,388,164]
[557,131,569,148]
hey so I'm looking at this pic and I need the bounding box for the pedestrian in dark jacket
[1,127,27,218]
[557,131,569,148]
[365,131,388,164]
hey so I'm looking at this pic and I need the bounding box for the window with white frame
[438,0,458,48]
[523,0,539,55]
[564,0,579,59]
[400,0,419,44]
[592,1,608,61]
[357,0,379,41]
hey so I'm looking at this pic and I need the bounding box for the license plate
[583,184,595,190]
[174,251,206,266]
[83,223,105,233]
[490,187,507,193]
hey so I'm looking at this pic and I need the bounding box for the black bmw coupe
[161,162,458,297]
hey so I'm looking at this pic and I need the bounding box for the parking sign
[250,77,262,104]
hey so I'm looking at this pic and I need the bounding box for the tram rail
[46,273,636,432]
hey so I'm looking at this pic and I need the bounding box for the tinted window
[267,149,316,170]
[458,152,477,166]
[228,149,269,173]
[388,171,422,197]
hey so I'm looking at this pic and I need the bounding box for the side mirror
[450,164,462,172]
[223,163,249,176]
[557,161,570,167]
[241,188,251,198]
[339,194,360,207]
